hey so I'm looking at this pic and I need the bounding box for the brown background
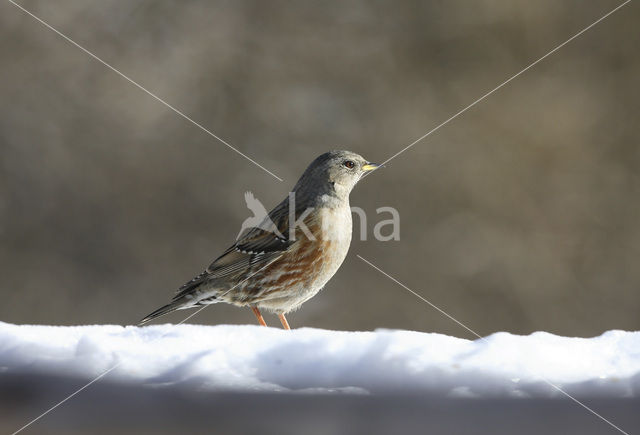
[1,0,638,337]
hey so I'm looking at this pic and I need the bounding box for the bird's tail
[138,299,190,326]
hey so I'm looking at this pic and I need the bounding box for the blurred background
[1,0,638,337]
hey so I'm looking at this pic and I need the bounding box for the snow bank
[1,322,639,398]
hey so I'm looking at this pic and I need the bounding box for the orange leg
[278,314,291,330]
[250,306,267,327]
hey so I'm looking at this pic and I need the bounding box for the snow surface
[1,321,639,398]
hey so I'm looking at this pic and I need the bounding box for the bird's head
[293,150,380,203]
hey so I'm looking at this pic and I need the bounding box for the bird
[139,150,380,329]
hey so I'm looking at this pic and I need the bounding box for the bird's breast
[312,204,352,243]
[303,204,352,283]
[248,204,353,313]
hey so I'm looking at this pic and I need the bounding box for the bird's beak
[362,162,381,172]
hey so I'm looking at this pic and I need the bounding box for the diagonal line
[10,256,281,435]
[6,0,283,182]
[357,254,631,435]
[8,366,119,435]
[360,2,633,432]
[8,309,198,435]
[377,0,631,169]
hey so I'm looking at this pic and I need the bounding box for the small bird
[140,150,380,329]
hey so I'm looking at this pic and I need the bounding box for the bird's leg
[250,306,268,327]
[278,314,291,330]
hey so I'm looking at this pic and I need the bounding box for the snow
[1,321,639,398]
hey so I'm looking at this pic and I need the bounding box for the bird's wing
[174,199,293,298]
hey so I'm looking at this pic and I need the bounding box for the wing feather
[174,198,294,298]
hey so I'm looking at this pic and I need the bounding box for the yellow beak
[362,163,381,172]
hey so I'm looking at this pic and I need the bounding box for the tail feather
[139,300,189,326]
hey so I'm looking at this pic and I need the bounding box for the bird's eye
[343,160,355,169]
